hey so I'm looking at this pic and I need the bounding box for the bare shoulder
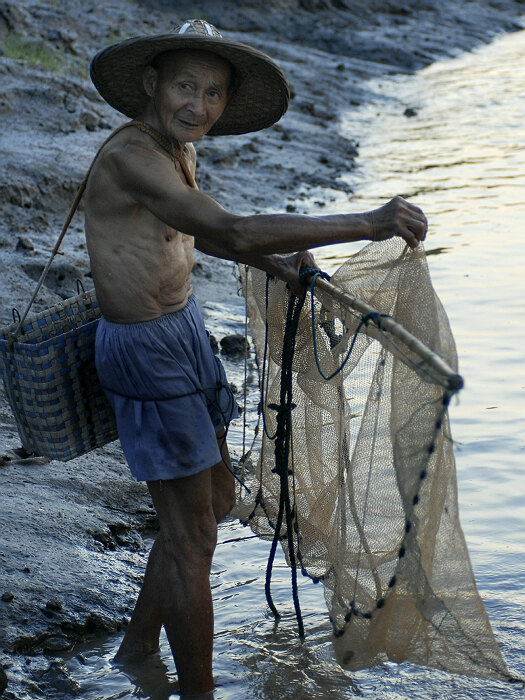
[92,127,172,178]
[87,127,185,204]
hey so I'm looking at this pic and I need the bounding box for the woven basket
[0,288,118,461]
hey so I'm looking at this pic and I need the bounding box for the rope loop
[361,311,387,328]
[298,267,331,285]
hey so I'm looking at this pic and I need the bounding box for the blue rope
[298,267,331,285]
[304,270,391,381]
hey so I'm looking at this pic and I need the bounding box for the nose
[188,91,206,117]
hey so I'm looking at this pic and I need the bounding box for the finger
[408,217,427,240]
[397,224,419,248]
[414,209,428,228]
[403,202,427,230]
[403,198,424,215]
[406,230,421,248]
[290,282,307,297]
[298,253,318,271]
[304,256,320,270]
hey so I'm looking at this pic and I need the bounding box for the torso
[84,125,196,323]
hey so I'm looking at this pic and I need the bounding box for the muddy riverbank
[1,1,524,697]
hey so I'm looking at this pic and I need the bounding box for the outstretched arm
[112,141,427,256]
[228,195,426,255]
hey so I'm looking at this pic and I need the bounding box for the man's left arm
[195,237,315,296]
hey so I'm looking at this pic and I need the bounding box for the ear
[143,66,158,97]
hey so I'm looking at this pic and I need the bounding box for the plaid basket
[0,289,118,461]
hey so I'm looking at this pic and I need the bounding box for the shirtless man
[86,20,427,699]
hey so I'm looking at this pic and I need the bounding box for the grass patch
[1,31,84,76]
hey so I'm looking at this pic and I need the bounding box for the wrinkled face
[143,49,231,143]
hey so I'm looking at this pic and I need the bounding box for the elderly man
[86,19,426,699]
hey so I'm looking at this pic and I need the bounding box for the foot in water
[113,640,161,664]
[113,649,179,697]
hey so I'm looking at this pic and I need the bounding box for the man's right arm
[113,141,428,257]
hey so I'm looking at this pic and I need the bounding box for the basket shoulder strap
[10,121,140,341]
[12,121,197,341]
[51,120,143,251]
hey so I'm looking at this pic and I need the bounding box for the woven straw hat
[90,19,290,136]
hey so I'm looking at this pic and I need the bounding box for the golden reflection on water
[314,23,525,693]
[329,31,525,570]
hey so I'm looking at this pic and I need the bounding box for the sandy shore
[1,0,524,696]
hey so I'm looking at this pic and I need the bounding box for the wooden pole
[309,274,464,393]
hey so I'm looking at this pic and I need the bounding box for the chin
[187,132,207,142]
[167,127,199,144]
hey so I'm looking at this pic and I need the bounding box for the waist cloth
[95,295,238,482]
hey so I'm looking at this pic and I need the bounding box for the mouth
[177,118,203,129]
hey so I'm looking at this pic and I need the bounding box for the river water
[62,26,525,700]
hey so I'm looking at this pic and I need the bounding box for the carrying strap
[10,121,196,343]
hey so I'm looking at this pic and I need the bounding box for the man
[86,19,426,699]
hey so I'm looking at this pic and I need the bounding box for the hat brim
[90,34,290,136]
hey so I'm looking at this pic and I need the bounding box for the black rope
[264,284,306,637]
[303,271,392,381]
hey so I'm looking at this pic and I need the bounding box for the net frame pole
[308,274,464,393]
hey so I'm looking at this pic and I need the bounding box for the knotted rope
[264,283,306,637]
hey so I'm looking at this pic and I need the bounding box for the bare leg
[211,431,235,522]
[115,435,234,693]
[116,470,217,695]
[114,537,163,661]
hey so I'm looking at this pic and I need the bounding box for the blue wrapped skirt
[95,295,237,481]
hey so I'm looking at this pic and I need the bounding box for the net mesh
[234,238,511,681]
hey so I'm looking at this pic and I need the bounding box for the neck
[138,103,187,150]
[133,118,184,154]
[131,120,197,189]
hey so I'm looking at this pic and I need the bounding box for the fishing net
[234,238,512,681]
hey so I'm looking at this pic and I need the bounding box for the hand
[367,196,427,249]
[276,250,318,296]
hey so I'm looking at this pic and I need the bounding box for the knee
[213,480,235,523]
[161,516,217,570]
[193,517,218,562]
